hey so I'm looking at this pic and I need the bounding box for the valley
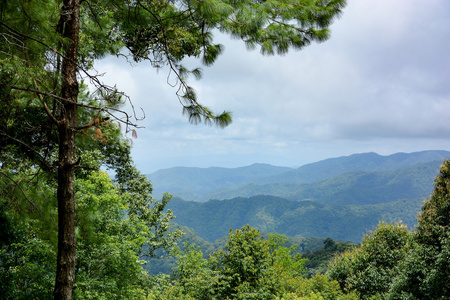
[148,150,450,243]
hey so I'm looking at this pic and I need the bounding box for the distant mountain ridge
[151,150,450,243]
[249,150,450,185]
[149,163,292,200]
[201,160,441,205]
[148,150,450,201]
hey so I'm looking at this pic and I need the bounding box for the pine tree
[1,0,347,298]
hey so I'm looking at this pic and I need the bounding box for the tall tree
[0,0,347,298]
[388,160,450,299]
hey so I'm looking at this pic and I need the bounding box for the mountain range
[149,150,450,202]
[147,150,450,243]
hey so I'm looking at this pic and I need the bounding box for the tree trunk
[54,0,80,299]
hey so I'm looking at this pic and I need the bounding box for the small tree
[327,222,411,299]
[147,226,354,299]
[209,225,273,299]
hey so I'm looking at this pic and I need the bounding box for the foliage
[303,238,356,277]
[143,223,338,276]
[273,274,359,300]
[73,170,157,299]
[0,0,349,297]
[326,160,450,299]
[144,158,450,300]
[0,164,181,299]
[209,225,276,298]
[146,225,356,300]
[0,168,57,299]
[166,195,423,243]
[327,222,411,299]
[0,204,56,299]
[1,0,346,295]
[387,160,450,299]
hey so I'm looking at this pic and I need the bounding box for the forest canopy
[0,0,346,298]
[3,1,449,299]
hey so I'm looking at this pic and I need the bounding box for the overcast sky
[95,0,450,173]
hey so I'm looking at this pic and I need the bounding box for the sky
[94,0,450,173]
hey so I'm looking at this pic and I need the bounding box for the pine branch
[1,21,143,131]
[0,131,53,172]
[7,85,140,130]
[0,171,41,212]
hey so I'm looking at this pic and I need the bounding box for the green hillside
[167,195,425,243]
[289,160,441,205]
[196,160,441,203]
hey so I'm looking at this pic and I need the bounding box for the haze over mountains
[147,150,450,242]
[149,150,450,202]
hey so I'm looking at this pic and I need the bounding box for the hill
[148,150,449,244]
[148,151,450,202]
[167,195,425,243]
[260,150,450,185]
[201,160,441,204]
[149,163,292,200]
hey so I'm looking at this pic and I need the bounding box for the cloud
[94,0,450,171]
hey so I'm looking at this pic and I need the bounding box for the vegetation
[0,168,176,299]
[327,222,412,299]
[148,226,359,300]
[149,151,450,201]
[302,238,355,278]
[143,224,353,276]
[2,0,450,298]
[328,160,450,299]
[166,195,424,242]
[0,0,346,298]
[1,160,450,299]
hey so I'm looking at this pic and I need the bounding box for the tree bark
[54,0,80,299]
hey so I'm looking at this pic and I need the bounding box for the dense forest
[154,151,449,243]
[166,195,423,242]
[2,0,450,299]
[142,223,357,276]
[2,154,450,299]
